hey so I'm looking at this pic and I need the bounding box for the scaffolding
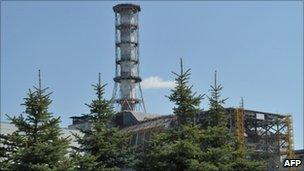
[204,108,295,171]
[123,108,294,171]
[235,108,245,144]
[284,115,295,159]
[283,115,296,171]
[237,110,295,171]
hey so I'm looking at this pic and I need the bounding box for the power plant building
[66,4,297,171]
[0,3,298,171]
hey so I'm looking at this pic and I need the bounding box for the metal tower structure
[112,4,146,112]
[235,108,245,145]
[235,97,245,147]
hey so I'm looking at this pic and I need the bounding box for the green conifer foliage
[206,71,228,127]
[136,59,205,170]
[137,62,265,170]
[0,70,70,171]
[137,124,204,170]
[200,71,265,171]
[167,58,204,125]
[72,73,133,170]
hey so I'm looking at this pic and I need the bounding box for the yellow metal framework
[284,115,296,171]
[285,116,295,159]
[235,108,245,144]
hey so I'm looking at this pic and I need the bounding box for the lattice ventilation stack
[112,4,146,112]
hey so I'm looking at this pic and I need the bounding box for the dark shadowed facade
[68,108,295,171]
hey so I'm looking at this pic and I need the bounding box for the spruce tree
[72,73,133,170]
[206,71,228,127]
[137,64,265,170]
[200,71,265,171]
[136,59,205,170]
[0,70,71,171]
[137,124,205,170]
[167,58,204,125]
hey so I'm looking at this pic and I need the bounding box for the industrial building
[67,4,297,171]
[0,3,299,171]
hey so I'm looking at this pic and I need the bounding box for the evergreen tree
[0,70,71,171]
[137,124,205,170]
[206,71,228,127]
[136,59,205,170]
[200,71,265,171]
[72,73,133,170]
[137,63,265,170]
[167,58,204,125]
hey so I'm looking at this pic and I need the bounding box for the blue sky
[1,1,303,149]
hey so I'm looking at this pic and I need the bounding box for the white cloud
[141,76,176,89]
